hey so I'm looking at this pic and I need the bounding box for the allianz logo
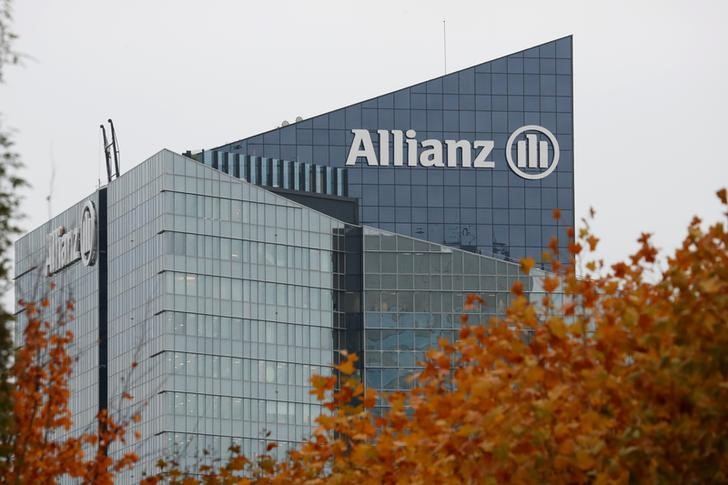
[46,200,98,276]
[346,124,560,180]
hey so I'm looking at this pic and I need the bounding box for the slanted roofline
[210,35,573,152]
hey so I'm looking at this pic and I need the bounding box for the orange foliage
[1,290,139,484]
[10,189,728,484]
[147,189,727,484]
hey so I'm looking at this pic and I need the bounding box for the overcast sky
[4,0,727,269]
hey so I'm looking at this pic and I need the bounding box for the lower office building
[14,37,572,480]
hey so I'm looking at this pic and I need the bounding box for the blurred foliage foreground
[2,189,727,484]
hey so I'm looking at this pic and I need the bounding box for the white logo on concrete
[505,125,560,180]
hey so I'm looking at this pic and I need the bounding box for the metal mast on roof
[100,124,112,182]
[443,19,447,73]
[100,119,121,183]
[108,119,120,178]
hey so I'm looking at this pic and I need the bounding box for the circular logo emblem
[506,125,560,180]
[80,200,97,267]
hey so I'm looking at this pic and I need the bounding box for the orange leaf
[335,352,358,375]
[520,257,535,275]
[587,235,599,251]
[543,276,560,293]
[547,317,567,339]
[717,187,727,204]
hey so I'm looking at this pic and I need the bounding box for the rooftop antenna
[443,19,447,74]
[108,119,120,178]
[100,119,121,183]
[100,124,112,183]
[47,142,55,220]
[97,130,100,188]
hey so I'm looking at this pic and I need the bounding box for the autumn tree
[0,285,141,484]
[147,189,727,484]
[0,0,28,455]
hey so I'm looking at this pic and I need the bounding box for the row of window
[364,312,493,329]
[164,215,340,259]
[170,351,331,386]
[365,368,418,391]
[364,329,456,352]
[171,392,323,426]
[236,86,571,151]
[165,260,337,293]
[163,232,337,273]
[166,272,335,311]
[352,89,572,111]
[364,273,521,293]
[363,231,550,261]
[163,432,299,463]
[366,224,570,253]
[344,159,573,182]
[163,191,339,235]
[349,185,573,208]
[358,215,572,236]
[242,113,571,143]
[164,296,335,329]
[169,378,321,408]
[365,350,429,369]
[363,290,507,314]
[236,112,570,152]
[364,250,516,276]
[165,418,310,456]
[168,312,334,348]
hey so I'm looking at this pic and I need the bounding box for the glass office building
[14,37,572,481]
[202,36,573,263]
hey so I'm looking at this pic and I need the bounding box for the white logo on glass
[80,200,97,267]
[46,199,98,275]
[506,125,560,180]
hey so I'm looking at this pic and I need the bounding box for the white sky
[4,0,728,269]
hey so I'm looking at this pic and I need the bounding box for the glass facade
[14,194,102,441]
[204,36,574,263]
[120,151,362,476]
[360,226,549,414]
[15,151,363,479]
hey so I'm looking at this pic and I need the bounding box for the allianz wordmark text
[45,200,98,276]
[346,124,559,181]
